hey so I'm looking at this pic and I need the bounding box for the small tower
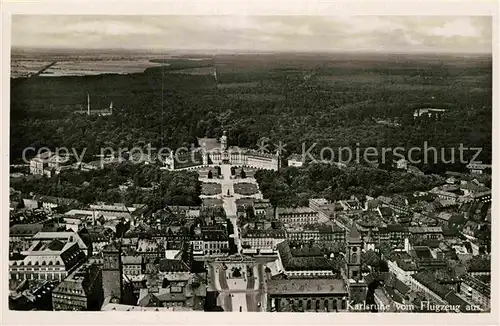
[220,131,230,164]
[102,242,123,303]
[346,225,367,305]
[220,130,228,151]
[109,102,113,115]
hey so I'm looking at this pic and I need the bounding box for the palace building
[165,130,280,171]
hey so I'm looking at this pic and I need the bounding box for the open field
[11,60,54,78]
[39,60,167,77]
[11,51,174,77]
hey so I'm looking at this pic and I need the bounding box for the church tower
[346,225,367,305]
[347,225,362,280]
[102,242,123,302]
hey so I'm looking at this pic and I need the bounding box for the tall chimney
[87,92,90,115]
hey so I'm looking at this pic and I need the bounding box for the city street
[203,163,268,312]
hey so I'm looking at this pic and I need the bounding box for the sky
[11,15,492,53]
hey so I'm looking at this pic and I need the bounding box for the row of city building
[9,159,491,313]
[229,169,491,312]
[8,195,238,311]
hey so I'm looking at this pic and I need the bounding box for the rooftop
[277,241,340,271]
[158,259,190,273]
[122,255,143,265]
[412,271,468,312]
[387,251,418,271]
[242,229,286,238]
[89,204,131,213]
[386,224,407,233]
[287,223,343,233]
[466,255,490,273]
[277,207,317,215]
[102,242,121,253]
[32,195,79,207]
[412,246,433,259]
[347,225,362,243]
[10,223,44,236]
[408,226,442,234]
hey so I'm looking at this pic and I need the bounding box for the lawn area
[233,182,259,196]
[202,198,223,208]
[234,167,256,178]
[202,182,222,195]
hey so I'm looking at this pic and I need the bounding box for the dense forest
[255,164,443,207]
[10,163,201,208]
[11,53,492,175]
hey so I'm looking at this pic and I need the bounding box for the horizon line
[11,46,493,56]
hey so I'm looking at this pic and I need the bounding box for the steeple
[348,225,362,244]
